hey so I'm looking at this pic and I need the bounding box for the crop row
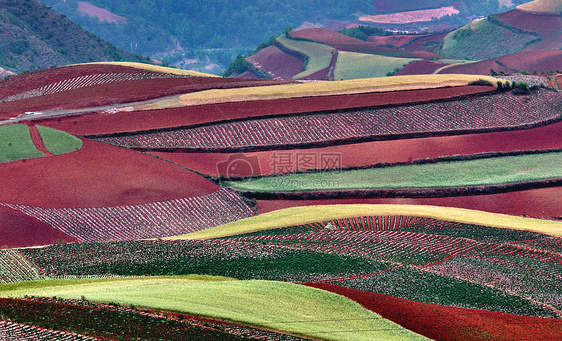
[0,249,41,283]
[497,75,551,88]
[96,89,562,150]
[1,189,254,242]
[230,230,484,266]
[0,72,189,103]
[0,319,100,341]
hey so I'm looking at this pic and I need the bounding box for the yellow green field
[134,74,503,110]
[169,204,562,240]
[0,276,429,341]
[333,52,419,80]
[276,35,335,79]
[85,62,219,77]
[0,124,44,163]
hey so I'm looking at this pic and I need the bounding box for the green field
[438,18,539,60]
[0,276,429,341]
[0,124,44,163]
[334,52,419,80]
[36,126,83,155]
[171,204,562,240]
[225,151,562,193]
[276,35,335,79]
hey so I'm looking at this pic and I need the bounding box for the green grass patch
[438,18,539,60]
[0,124,44,163]
[225,151,562,193]
[36,126,82,155]
[276,35,335,80]
[0,277,429,341]
[334,52,419,80]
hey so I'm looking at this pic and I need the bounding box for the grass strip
[0,276,430,341]
[0,124,44,163]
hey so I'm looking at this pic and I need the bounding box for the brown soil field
[37,85,495,136]
[0,77,289,118]
[438,50,562,74]
[230,71,260,79]
[246,45,304,80]
[306,283,562,341]
[0,206,78,248]
[395,60,447,75]
[255,186,562,219]
[77,1,127,24]
[0,139,219,208]
[495,9,562,39]
[148,119,562,178]
[367,35,421,47]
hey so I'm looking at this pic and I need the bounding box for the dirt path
[26,124,53,156]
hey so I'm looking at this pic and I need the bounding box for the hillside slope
[0,0,149,73]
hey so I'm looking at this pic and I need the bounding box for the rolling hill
[0,0,149,73]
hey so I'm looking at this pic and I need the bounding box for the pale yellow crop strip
[168,204,562,240]
[82,62,219,77]
[129,74,503,110]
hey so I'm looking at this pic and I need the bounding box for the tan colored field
[85,62,219,77]
[169,204,562,240]
[135,74,503,110]
[516,0,562,14]
[359,6,459,24]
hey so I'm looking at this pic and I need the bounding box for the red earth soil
[36,85,495,136]
[25,124,52,156]
[290,28,415,57]
[230,71,260,79]
[558,75,562,88]
[439,50,562,75]
[494,9,562,40]
[149,118,562,178]
[0,77,290,118]
[0,206,78,248]
[255,186,562,219]
[0,139,219,208]
[375,0,442,12]
[403,33,448,53]
[368,35,421,48]
[246,45,304,80]
[395,60,447,75]
[0,64,151,99]
[305,283,562,341]
[409,50,442,60]
[300,51,337,81]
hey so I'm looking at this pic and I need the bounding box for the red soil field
[230,71,260,79]
[0,77,289,118]
[395,60,447,75]
[305,283,562,341]
[299,51,337,81]
[149,118,562,178]
[375,0,442,12]
[495,9,562,40]
[438,50,562,75]
[26,124,52,157]
[246,45,304,80]
[0,206,78,248]
[0,64,150,99]
[255,186,562,219]
[0,139,219,208]
[36,85,495,136]
[290,28,414,56]
[409,50,442,60]
[403,33,448,53]
[368,35,421,48]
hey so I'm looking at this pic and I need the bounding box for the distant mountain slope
[0,0,149,73]
[437,0,562,60]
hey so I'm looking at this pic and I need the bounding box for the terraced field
[276,35,335,79]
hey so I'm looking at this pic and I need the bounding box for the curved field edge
[0,276,430,341]
[224,151,562,192]
[82,62,219,77]
[170,204,562,240]
[134,75,505,110]
[36,126,82,155]
[0,124,44,163]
